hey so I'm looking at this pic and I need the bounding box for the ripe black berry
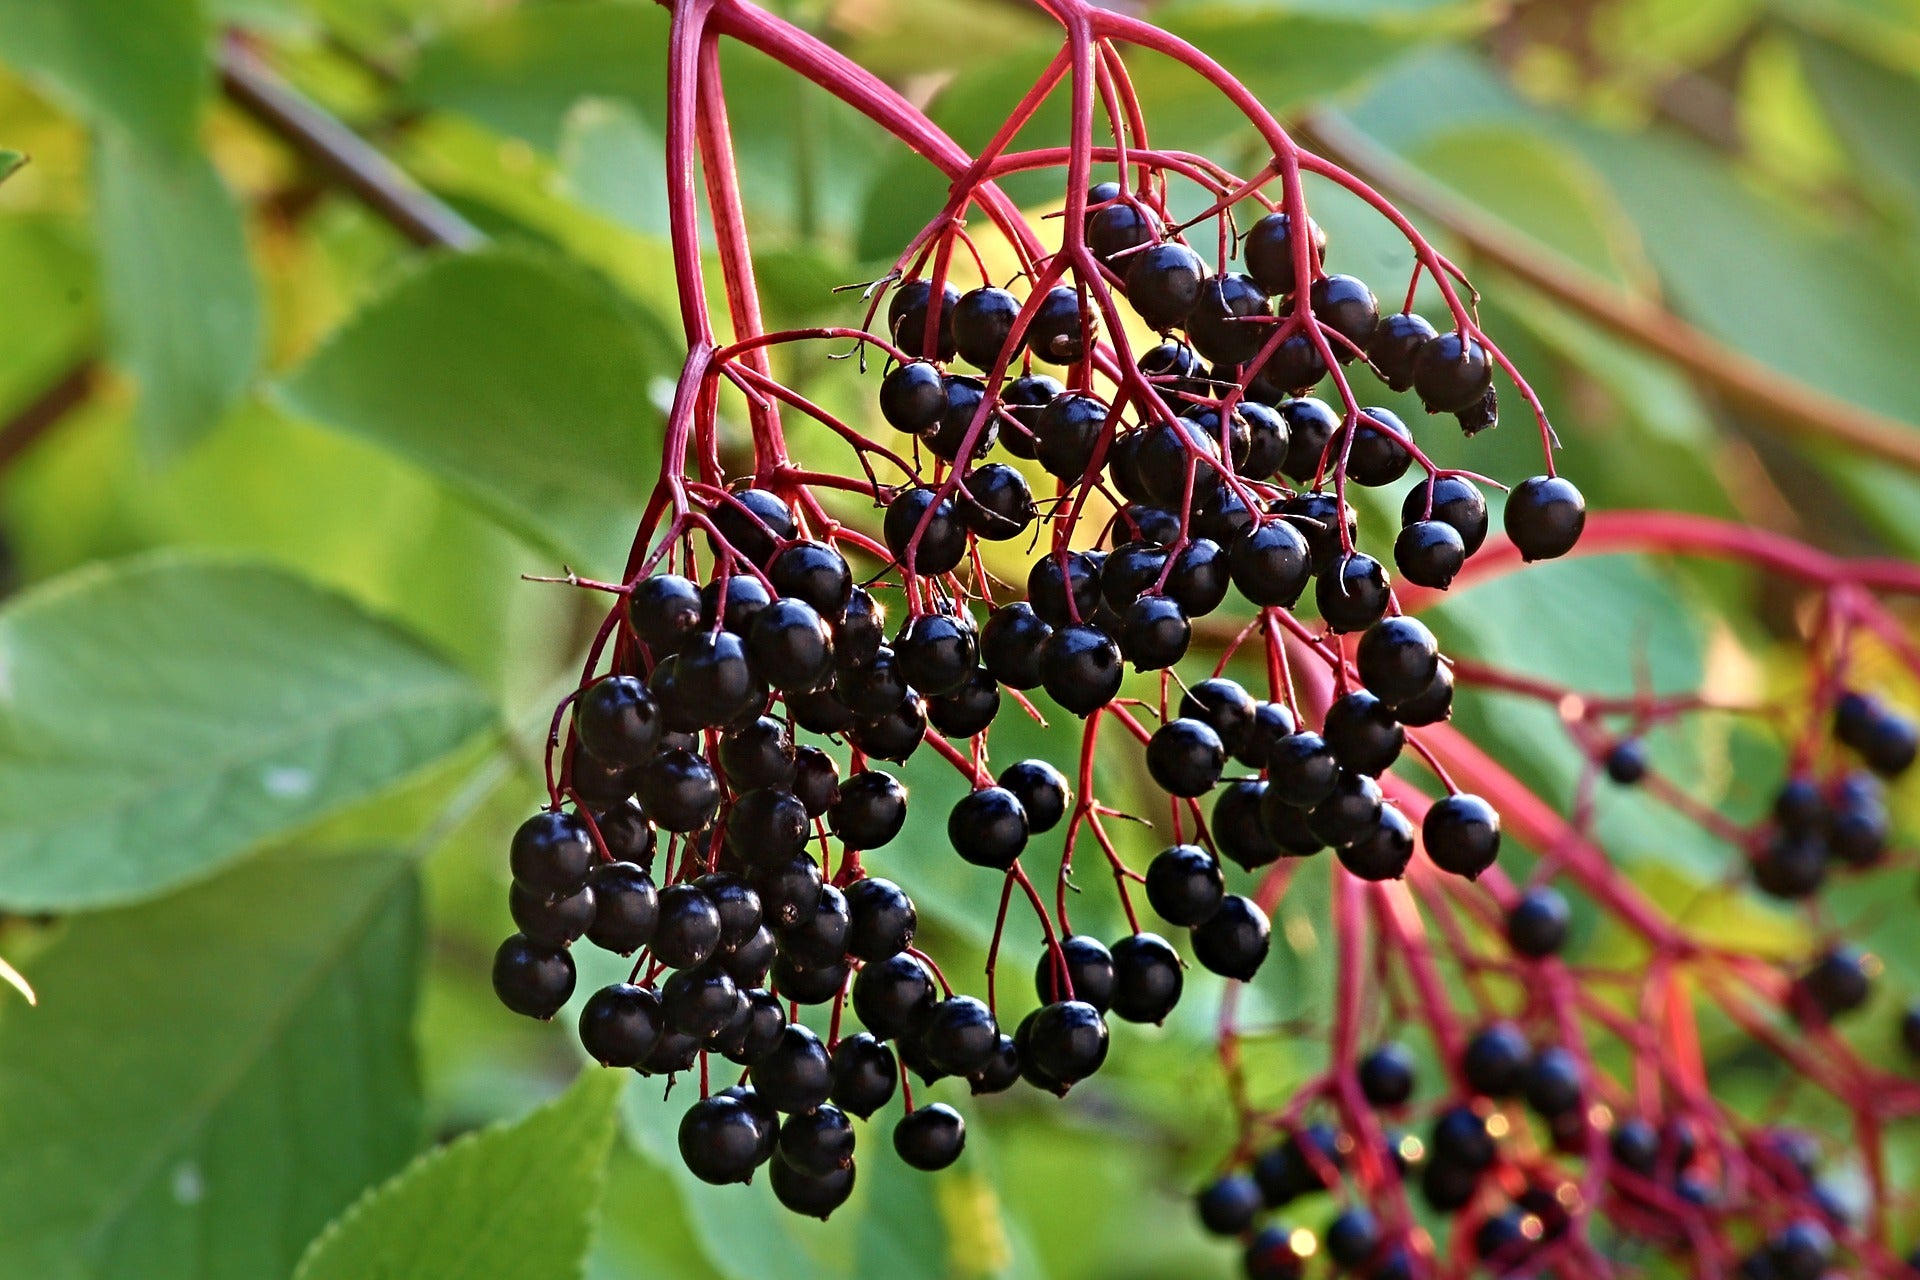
[724,787,811,868]
[1278,491,1355,575]
[1357,617,1440,707]
[708,489,795,569]
[777,881,849,967]
[1267,731,1339,808]
[895,611,978,698]
[628,574,704,654]
[751,854,823,931]
[1186,273,1271,366]
[830,1032,898,1118]
[1343,408,1412,486]
[1323,690,1405,775]
[838,645,908,719]
[1028,285,1094,365]
[595,798,654,864]
[1034,392,1109,480]
[714,987,786,1065]
[719,716,795,792]
[852,952,937,1040]
[1196,1174,1263,1235]
[1215,779,1283,870]
[1316,552,1391,633]
[1041,624,1124,715]
[951,285,1023,369]
[948,786,1029,870]
[1798,946,1874,1021]
[1127,241,1206,330]
[1766,1220,1834,1280]
[509,811,595,898]
[1178,677,1257,756]
[884,487,967,577]
[879,360,947,434]
[1310,274,1379,358]
[981,602,1052,690]
[640,748,723,832]
[1393,520,1466,590]
[768,539,854,619]
[492,933,576,1019]
[663,963,744,1039]
[1462,1022,1529,1098]
[652,884,723,971]
[791,745,839,817]
[969,1036,1023,1095]
[997,758,1070,833]
[1035,935,1115,1011]
[1146,718,1227,797]
[575,675,662,767]
[1242,211,1325,297]
[584,861,657,953]
[1244,1226,1310,1280]
[1412,331,1493,412]
[829,769,908,850]
[1088,196,1158,263]
[752,1024,834,1112]
[1337,805,1414,881]
[958,462,1035,540]
[679,1095,767,1185]
[1229,520,1313,607]
[921,995,1000,1077]
[1506,886,1571,958]
[1423,793,1501,878]
[1022,1000,1110,1089]
[1027,550,1104,627]
[779,1103,855,1177]
[1524,1045,1583,1117]
[1307,771,1383,848]
[567,747,639,810]
[510,880,594,947]
[1403,474,1489,553]
[1430,1104,1496,1171]
[640,1028,700,1076]
[1368,311,1438,390]
[1146,844,1225,926]
[1504,476,1586,562]
[769,1150,855,1220]
[1191,893,1271,980]
[1164,538,1231,617]
[888,278,958,361]
[1118,595,1191,671]
[894,1103,967,1171]
[1358,1042,1416,1108]
[1109,931,1184,1023]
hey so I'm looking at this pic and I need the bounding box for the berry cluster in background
[487,0,1920,1274]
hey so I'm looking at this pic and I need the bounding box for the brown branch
[1298,110,1920,476]
[0,360,97,471]
[216,36,483,251]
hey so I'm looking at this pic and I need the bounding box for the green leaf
[278,246,668,576]
[93,128,263,460]
[0,849,423,1280]
[0,150,24,184]
[1795,31,1920,215]
[295,1069,622,1280]
[0,552,495,910]
[0,0,206,155]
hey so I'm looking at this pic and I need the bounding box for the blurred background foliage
[1,0,1919,1275]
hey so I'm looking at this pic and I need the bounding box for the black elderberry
[708,488,796,569]
[724,788,811,868]
[1137,416,1223,507]
[1088,196,1158,263]
[1187,273,1271,366]
[1000,373,1064,460]
[1325,1207,1381,1269]
[894,1103,967,1171]
[583,860,657,954]
[595,799,654,864]
[884,487,967,577]
[1272,401,1335,486]
[1474,1212,1533,1270]
[578,982,663,1067]
[1027,550,1104,627]
[1392,663,1455,727]
[1102,542,1167,610]
[852,953,937,1041]
[829,769,908,850]
[830,1033,898,1118]
[997,758,1070,833]
[510,880,595,947]
[492,933,576,1019]
[1041,624,1124,715]
[1251,1126,1343,1206]
[1104,429,1153,503]
[1323,690,1405,776]
[574,675,662,768]
[1267,732,1339,809]
[1430,1104,1496,1171]
[778,1104,855,1179]
[1029,285,1094,365]
[888,278,958,362]
[1023,999,1110,1089]
[651,883,723,970]
[928,667,1001,738]
[1227,704,1290,772]
[715,988,786,1065]
[948,786,1029,870]
[981,601,1052,690]
[1836,692,1919,778]
[777,882,850,969]
[769,952,850,1005]
[1191,487,1255,549]
[567,747,640,810]
[786,684,856,735]
[1191,893,1271,980]
[1244,1226,1310,1280]
[838,645,909,719]
[1215,779,1284,869]
[1393,520,1466,590]
[769,1152,856,1220]
[1422,792,1501,878]
[1259,332,1328,396]
[1402,473,1490,554]
[1798,946,1874,1021]
[1357,617,1440,707]
[716,718,792,793]
[1504,476,1586,562]
[1337,804,1414,881]
[695,872,762,949]
[951,285,1024,370]
[958,462,1035,542]
[839,877,913,962]
[1277,491,1356,574]
[1229,520,1313,607]
[751,854,823,930]
[1609,1117,1660,1176]
[829,586,884,671]
[1146,718,1228,797]
[921,996,1000,1077]
[1109,932,1184,1023]
[879,360,947,435]
[1117,595,1189,671]
[1369,311,1438,391]
[1358,1042,1416,1108]
[791,746,839,818]
[894,1031,947,1086]
[1420,1157,1479,1212]
[628,574,704,655]
[1138,339,1210,406]
[1172,677,1250,753]
[1165,538,1233,617]
[672,629,764,727]
[1196,1173,1263,1236]
[663,963,744,1039]
[1506,886,1571,958]
[1146,844,1226,926]
[1033,935,1115,1011]
[640,1027,701,1076]
[1034,392,1109,480]
[509,810,595,898]
[679,1095,767,1185]
[1765,1220,1834,1280]
[1316,552,1392,633]
[1243,211,1326,297]
[969,1036,1023,1095]
[898,612,980,699]
[1524,1046,1583,1117]
[1342,408,1412,487]
[1308,771,1384,849]
[1463,1022,1529,1097]
[1830,775,1890,867]
[1412,331,1493,412]
[768,540,854,620]
[1260,795,1325,858]
[1127,241,1207,330]
[752,1024,834,1113]
[1309,275,1379,361]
